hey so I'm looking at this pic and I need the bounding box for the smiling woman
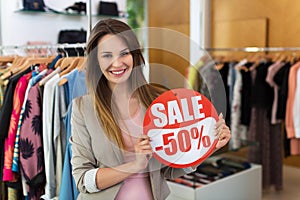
[70,18,230,200]
[97,34,133,88]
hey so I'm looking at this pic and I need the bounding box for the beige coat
[70,94,188,200]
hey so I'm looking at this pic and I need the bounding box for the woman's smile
[109,67,128,76]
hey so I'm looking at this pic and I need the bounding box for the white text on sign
[151,96,205,127]
[147,118,216,165]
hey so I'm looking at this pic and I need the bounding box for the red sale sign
[143,88,219,168]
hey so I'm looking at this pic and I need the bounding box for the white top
[42,73,60,199]
[293,68,300,138]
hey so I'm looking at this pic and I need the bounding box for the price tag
[143,88,218,168]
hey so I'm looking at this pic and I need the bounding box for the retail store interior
[0,0,300,199]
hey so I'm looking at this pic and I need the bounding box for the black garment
[251,61,274,118]
[283,123,291,157]
[218,62,230,124]
[0,68,31,197]
[240,62,253,126]
[0,68,31,140]
[273,62,291,120]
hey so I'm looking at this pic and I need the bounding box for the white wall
[0,0,126,46]
[0,0,2,45]
[190,0,210,65]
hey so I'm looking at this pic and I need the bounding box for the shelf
[15,9,127,18]
[167,163,262,200]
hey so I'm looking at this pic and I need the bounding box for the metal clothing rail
[0,43,87,56]
[205,47,300,52]
[0,43,86,51]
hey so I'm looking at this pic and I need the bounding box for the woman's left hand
[215,113,231,150]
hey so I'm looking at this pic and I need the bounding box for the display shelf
[167,163,262,200]
[15,9,127,18]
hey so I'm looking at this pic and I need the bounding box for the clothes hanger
[59,57,76,72]
[1,56,25,80]
[77,56,86,71]
[0,49,28,79]
[59,47,83,76]
[287,52,299,64]
[58,56,86,86]
[59,56,81,77]
[12,56,55,75]
[54,48,69,69]
[54,56,64,69]
[0,56,15,64]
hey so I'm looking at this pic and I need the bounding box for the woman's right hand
[134,135,153,171]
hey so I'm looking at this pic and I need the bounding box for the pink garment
[115,107,153,200]
[285,62,300,155]
[265,61,285,124]
[3,73,31,181]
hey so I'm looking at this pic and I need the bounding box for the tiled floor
[262,165,300,200]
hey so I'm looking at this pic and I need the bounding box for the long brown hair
[86,19,166,149]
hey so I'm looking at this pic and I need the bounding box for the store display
[98,1,119,16]
[65,2,86,14]
[58,29,86,56]
[23,0,46,11]
[168,156,252,188]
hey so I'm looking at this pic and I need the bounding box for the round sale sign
[143,88,219,168]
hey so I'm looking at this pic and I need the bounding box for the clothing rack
[0,43,86,55]
[205,47,300,52]
[0,43,86,51]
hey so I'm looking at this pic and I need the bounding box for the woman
[70,18,231,200]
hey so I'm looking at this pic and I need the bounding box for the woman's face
[97,34,133,89]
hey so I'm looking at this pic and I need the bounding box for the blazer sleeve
[161,166,190,180]
[70,97,97,193]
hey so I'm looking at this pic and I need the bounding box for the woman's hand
[215,113,231,150]
[133,135,153,171]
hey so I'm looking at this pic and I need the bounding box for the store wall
[0,0,2,45]
[0,0,126,46]
[148,0,190,89]
[211,0,300,48]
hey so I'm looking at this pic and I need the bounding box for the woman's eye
[102,54,112,58]
[120,51,130,56]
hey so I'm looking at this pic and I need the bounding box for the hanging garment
[41,73,61,199]
[3,73,32,182]
[248,61,283,190]
[285,61,300,155]
[186,59,205,90]
[53,77,67,196]
[59,69,86,200]
[293,68,300,139]
[229,66,247,150]
[0,68,10,109]
[0,68,31,200]
[273,63,291,120]
[240,62,253,126]
[19,80,46,199]
[218,62,231,124]
[12,68,49,173]
[0,67,31,141]
[265,61,285,124]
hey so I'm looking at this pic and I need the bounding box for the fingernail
[220,113,223,118]
[214,129,218,136]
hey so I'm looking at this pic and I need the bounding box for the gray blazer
[70,94,188,200]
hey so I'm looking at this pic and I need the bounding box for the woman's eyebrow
[100,51,112,54]
[100,48,129,54]
[120,48,129,52]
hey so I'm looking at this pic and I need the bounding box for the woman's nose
[112,56,122,67]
